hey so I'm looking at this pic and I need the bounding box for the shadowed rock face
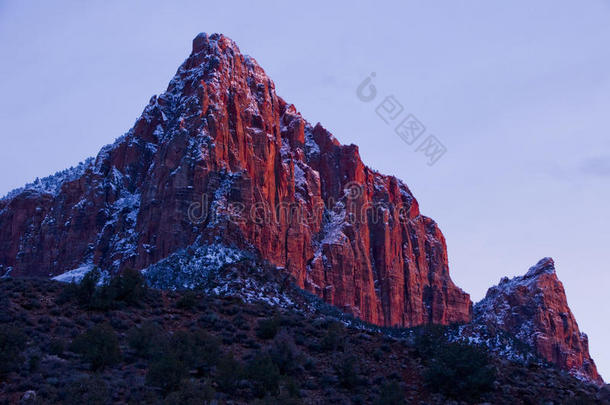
[0,33,471,327]
[474,258,602,385]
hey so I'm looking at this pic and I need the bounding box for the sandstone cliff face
[0,33,471,327]
[474,258,602,385]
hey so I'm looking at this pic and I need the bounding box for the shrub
[281,377,302,401]
[334,354,361,388]
[268,331,301,375]
[169,329,221,371]
[233,314,250,331]
[127,321,165,359]
[164,379,215,405]
[78,268,101,302]
[0,325,27,378]
[56,268,99,306]
[22,297,41,310]
[140,327,221,393]
[64,376,110,405]
[412,324,446,358]
[256,316,280,340]
[245,352,281,398]
[109,267,148,305]
[176,290,198,310]
[28,353,41,372]
[49,338,66,356]
[215,354,243,392]
[61,268,148,310]
[320,321,345,352]
[374,381,405,405]
[252,390,302,405]
[146,353,188,393]
[70,324,121,370]
[423,342,496,401]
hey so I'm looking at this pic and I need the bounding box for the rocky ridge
[473,258,602,385]
[0,33,603,386]
[0,33,470,327]
[2,276,608,404]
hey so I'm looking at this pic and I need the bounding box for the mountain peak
[0,32,470,328]
[525,257,556,278]
[192,32,211,53]
[191,32,240,55]
[475,259,602,385]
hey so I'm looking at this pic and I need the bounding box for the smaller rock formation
[474,258,602,385]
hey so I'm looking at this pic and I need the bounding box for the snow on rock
[1,158,94,200]
[51,264,94,283]
[51,264,108,284]
[451,323,538,365]
[304,125,320,158]
[142,242,245,290]
[472,257,603,385]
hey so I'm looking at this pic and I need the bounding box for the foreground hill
[1,271,608,404]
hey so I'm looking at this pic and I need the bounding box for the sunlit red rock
[474,258,602,385]
[0,33,471,327]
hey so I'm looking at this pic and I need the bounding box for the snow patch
[304,125,320,158]
[2,158,94,200]
[51,264,110,284]
[143,243,245,290]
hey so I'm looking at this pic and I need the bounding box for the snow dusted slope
[1,158,94,201]
[50,264,96,283]
[143,242,246,290]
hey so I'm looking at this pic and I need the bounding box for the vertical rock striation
[0,33,471,327]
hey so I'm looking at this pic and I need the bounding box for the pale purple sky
[1,1,609,379]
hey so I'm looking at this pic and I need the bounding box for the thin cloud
[580,156,610,177]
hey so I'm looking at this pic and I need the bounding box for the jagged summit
[525,256,556,277]
[192,32,239,55]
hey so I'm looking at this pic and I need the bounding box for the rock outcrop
[474,258,602,384]
[0,33,471,327]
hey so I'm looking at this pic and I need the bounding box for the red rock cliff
[474,258,602,384]
[0,33,471,327]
